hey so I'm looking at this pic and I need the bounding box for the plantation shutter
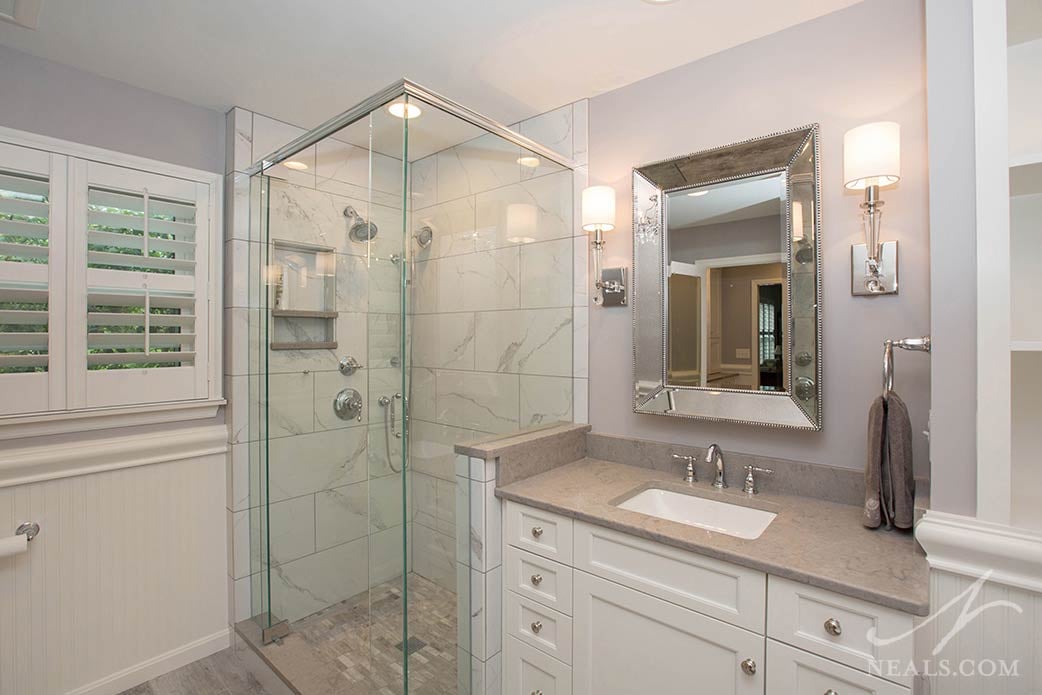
[0,141,66,415]
[69,160,211,408]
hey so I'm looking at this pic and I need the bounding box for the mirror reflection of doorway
[753,280,785,391]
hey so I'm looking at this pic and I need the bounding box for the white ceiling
[668,174,782,227]
[0,0,862,130]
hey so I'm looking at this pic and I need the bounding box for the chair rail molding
[915,510,1042,593]
[0,422,228,488]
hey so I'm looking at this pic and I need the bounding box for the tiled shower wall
[223,101,590,633]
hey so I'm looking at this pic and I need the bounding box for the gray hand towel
[863,393,915,530]
[885,393,915,529]
[863,396,886,528]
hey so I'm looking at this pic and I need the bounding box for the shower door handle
[390,392,403,439]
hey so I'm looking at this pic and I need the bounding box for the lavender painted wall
[587,0,930,473]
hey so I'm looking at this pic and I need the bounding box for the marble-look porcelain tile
[232,575,252,623]
[414,197,477,259]
[267,314,366,376]
[437,133,520,201]
[223,239,250,309]
[267,495,316,566]
[266,181,348,252]
[227,441,259,512]
[231,508,251,579]
[468,479,503,573]
[455,475,470,566]
[573,305,589,378]
[520,238,573,308]
[436,476,457,535]
[410,257,439,314]
[453,248,521,312]
[436,371,520,434]
[368,421,404,479]
[368,473,406,532]
[413,471,439,529]
[573,377,589,424]
[267,427,368,502]
[225,172,253,242]
[253,115,315,188]
[315,138,402,197]
[470,455,496,483]
[314,482,368,551]
[227,107,254,174]
[411,154,437,207]
[467,566,487,660]
[474,308,572,377]
[269,537,369,623]
[572,233,590,308]
[367,312,400,370]
[367,256,403,314]
[313,370,367,431]
[466,477,487,571]
[226,374,255,444]
[474,170,573,251]
[413,523,456,591]
[223,307,257,377]
[520,375,574,428]
[409,367,436,422]
[370,525,408,586]
[519,104,573,161]
[572,100,589,167]
[470,647,502,695]
[456,562,471,653]
[412,312,475,370]
[410,419,477,481]
[335,253,369,313]
[267,372,314,437]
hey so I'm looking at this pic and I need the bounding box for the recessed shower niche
[269,240,337,350]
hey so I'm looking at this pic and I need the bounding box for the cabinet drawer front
[767,576,914,687]
[507,546,574,615]
[573,520,766,633]
[573,571,765,695]
[505,635,572,695]
[506,502,573,564]
[506,590,574,664]
[766,640,909,695]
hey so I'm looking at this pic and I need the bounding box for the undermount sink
[617,487,776,540]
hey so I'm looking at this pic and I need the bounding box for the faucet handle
[742,465,773,495]
[672,454,696,483]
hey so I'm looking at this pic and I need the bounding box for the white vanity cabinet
[501,500,916,695]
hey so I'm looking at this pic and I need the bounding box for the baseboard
[915,510,1042,593]
[65,628,231,695]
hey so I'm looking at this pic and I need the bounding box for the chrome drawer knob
[824,618,843,636]
[531,526,544,538]
[824,690,839,695]
[741,658,757,675]
[531,620,543,634]
[531,573,543,586]
[531,691,544,695]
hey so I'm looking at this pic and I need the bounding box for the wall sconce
[582,185,627,306]
[844,121,901,295]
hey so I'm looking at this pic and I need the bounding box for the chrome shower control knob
[824,690,839,695]
[741,658,757,675]
[530,621,543,634]
[531,526,543,538]
[824,618,842,636]
[531,574,543,586]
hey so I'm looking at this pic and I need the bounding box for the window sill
[0,399,226,442]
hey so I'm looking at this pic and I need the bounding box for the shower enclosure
[239,81,576,695]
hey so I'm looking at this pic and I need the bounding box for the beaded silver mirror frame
[631,125,822,430]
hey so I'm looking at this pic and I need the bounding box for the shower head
[414,225,433,249]
[344,206,378,242]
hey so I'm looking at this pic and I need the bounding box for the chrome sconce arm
[583,185,628,307]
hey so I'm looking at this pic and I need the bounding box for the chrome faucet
[672,454,696,483]
[706,444,727,489]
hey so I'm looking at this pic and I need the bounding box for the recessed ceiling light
[687,190,709,197]
[388,102,422,119]
[517,155,541,168]
[283,160,309,171]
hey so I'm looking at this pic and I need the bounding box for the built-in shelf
[270,341,337,351]
[1012,341,1042,352]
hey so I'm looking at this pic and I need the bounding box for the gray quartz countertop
[496,457,930,616]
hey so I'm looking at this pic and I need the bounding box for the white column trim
[916,510,1042,593]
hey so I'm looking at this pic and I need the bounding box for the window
[0,136,219,421]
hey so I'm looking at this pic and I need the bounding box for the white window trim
[0,125,224,438]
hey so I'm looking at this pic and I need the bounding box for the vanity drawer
[506,545,574,615]
[506,501,573,564]
[506,590,573,664]
[767,576,914,687]
[766,639,909,695]
[573,520,766,633]
[505,635,572,695]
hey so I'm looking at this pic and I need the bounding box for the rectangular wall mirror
[632,125,822,430]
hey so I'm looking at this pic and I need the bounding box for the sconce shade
[843,121,901,189]
[582,185,616,233]
[792,201,805,242]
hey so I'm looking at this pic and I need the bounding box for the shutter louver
[0,168,50,374]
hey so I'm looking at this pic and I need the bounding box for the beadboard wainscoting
[916,511,1042,693]
[0,424,229,695]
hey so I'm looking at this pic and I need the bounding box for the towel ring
[883,336,931,400]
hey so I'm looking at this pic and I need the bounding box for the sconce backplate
[851,240,898,296]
